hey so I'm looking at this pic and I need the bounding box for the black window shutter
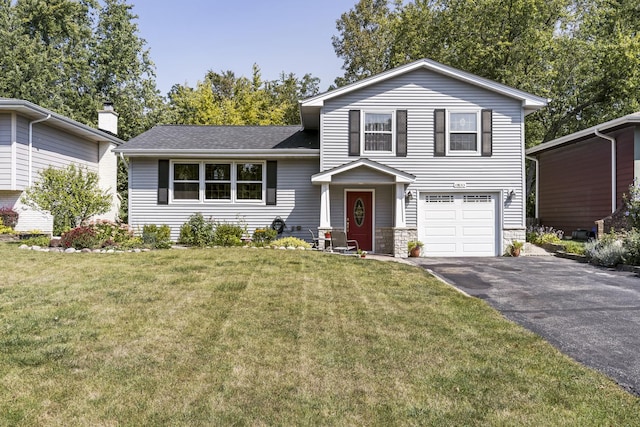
[481,109,492,157]
[158,159,169,205]
[348,110,360,156]
[266,161,277,205]
[434,109,446,156]
[396,110,407,157]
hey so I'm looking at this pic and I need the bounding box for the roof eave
[526,113,640,156]
[0,99,124,145]
[114,148,320,159]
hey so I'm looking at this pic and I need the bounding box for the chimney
[98,102,118,135]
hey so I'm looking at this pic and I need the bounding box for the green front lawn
[0,244,637,425]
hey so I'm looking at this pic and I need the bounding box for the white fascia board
[301,59,548,110]
[115,149,320,159]
[526,112,640,156]
[311,159,416,184]
[0,99,124,145]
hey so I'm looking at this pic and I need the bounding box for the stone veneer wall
[393,228,417,258]
[503,228,526,255]
[375,227,394,255]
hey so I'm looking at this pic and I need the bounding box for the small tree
[21,165,112,235]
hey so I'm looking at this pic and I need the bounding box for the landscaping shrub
[213,221,245,247]
[61,226,102,249]
[624,182,640,229]
[0,218,14,235]
[0,207,18,229]
[21,235,51,247]
[142,224,172,249]
[251,227,277,246]
[561,241,585,255]
[584,232,627,267]
[88,220,134,245]
[179,213,215,247]
[271,236,311,249]
[622,228,640,265]
[526,225,563,245]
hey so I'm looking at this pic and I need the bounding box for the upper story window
[434,109,492,157]
[448,111,480,155]
[171,161,265,203]
[364,112,394,153]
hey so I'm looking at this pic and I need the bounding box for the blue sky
[130,0,356,96]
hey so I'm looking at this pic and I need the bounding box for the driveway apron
[411,256,640,396]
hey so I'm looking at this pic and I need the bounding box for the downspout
[525,155,539,219]
[594,129,617,213]
[28,114,51,186]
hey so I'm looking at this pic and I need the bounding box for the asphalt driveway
[410,256,640,396]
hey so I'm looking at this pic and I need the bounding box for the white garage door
[418,193,497,256]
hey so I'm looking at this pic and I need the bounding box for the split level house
[0,99,123,234]
[116,59,548,257]
[526,112,640,235]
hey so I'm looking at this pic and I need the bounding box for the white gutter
[594,129,617,213]
[28,114,51,185]
[525,155,539,218]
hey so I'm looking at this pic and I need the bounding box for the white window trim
[361,110,396,156]
[446,110,481,156]
[170,160,266,204]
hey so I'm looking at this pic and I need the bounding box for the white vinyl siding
[320,68,526,230]
[0,114,11,189]
[129,157,321,242]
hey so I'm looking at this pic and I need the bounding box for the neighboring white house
[0,99,124,234]
[116,59,547,257]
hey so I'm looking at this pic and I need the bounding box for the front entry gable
[311,159,415,185]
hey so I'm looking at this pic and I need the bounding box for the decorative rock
[133,248,141,253]
[81,248,92,253]
[64,248,76,253]
[19,244,29,250]
[286,246,296,250]
[106,249,115,254]
[93,249,101,253]
[32,245,41,251]
[142,248,151,252]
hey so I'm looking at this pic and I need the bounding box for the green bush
[271,237,311,249]
[179,213,215,247]
[252,228,277,246]
[142,224,172,249]
[21,235,51,247]
[584,232,627,267]
[213,221,245,247]
[0,217,14,235]
[622,229,640,265]
[561,241,585,255]
[526,225,564,245]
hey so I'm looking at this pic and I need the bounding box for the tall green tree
[167,64,319,125]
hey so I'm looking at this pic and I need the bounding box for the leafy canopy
[21,165,112,235]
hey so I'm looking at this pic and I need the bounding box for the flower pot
[511,247,521,257]
[409,246,421,257]
[324,232,331,238]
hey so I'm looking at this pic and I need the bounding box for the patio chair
[330,230,359,253]
[308,228,319,249]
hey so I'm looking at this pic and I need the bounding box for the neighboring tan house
[116,59,547,257]
[0,99,123,234]
[526,112,640,235]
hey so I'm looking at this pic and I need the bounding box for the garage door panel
[463,226,493,236]
[425,209,457,220]
[425,226,457,237]
[419,193,497,257]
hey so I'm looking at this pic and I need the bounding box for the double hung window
[448,111,480,154]
[363,112,393,153]
[171,161,264,203]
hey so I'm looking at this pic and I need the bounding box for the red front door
[346,191,373,251]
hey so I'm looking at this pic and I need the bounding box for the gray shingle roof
[117,125,319,151]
